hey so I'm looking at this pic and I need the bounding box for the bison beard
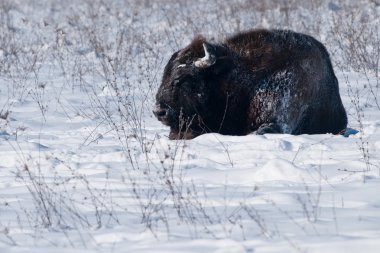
[154,29,348,140]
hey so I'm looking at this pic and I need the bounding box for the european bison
[154,29,347,139]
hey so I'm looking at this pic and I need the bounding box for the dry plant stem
[0,0,379,247]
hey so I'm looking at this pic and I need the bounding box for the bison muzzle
[154,29,347,140]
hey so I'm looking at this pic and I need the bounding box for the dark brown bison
[154,29,347,139]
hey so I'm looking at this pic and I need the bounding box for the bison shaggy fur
[154,29,347,139]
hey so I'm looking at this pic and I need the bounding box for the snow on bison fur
[154,29,347,140]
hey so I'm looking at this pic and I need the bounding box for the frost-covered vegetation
[0,0,379,252]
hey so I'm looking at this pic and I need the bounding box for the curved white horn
[194,43,216,68]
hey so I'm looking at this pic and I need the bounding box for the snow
[1,0,380,252]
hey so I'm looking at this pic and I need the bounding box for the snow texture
[0,0,380,252]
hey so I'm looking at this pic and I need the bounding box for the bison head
[154,37,231,139]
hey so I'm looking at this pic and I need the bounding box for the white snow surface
[0,1,380,252]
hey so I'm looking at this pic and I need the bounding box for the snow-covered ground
[1,1,380,252]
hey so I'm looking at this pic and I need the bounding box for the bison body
[154,29,347,139]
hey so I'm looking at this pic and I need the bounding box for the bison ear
[194,42,216,68]
[212,56,233,75]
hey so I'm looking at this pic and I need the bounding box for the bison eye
[173,77,190,87]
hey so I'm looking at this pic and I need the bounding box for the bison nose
[153,107,167,119]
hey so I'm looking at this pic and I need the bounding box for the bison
[154,29,347,139]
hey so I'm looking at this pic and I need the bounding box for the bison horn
[194,42,216,68]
